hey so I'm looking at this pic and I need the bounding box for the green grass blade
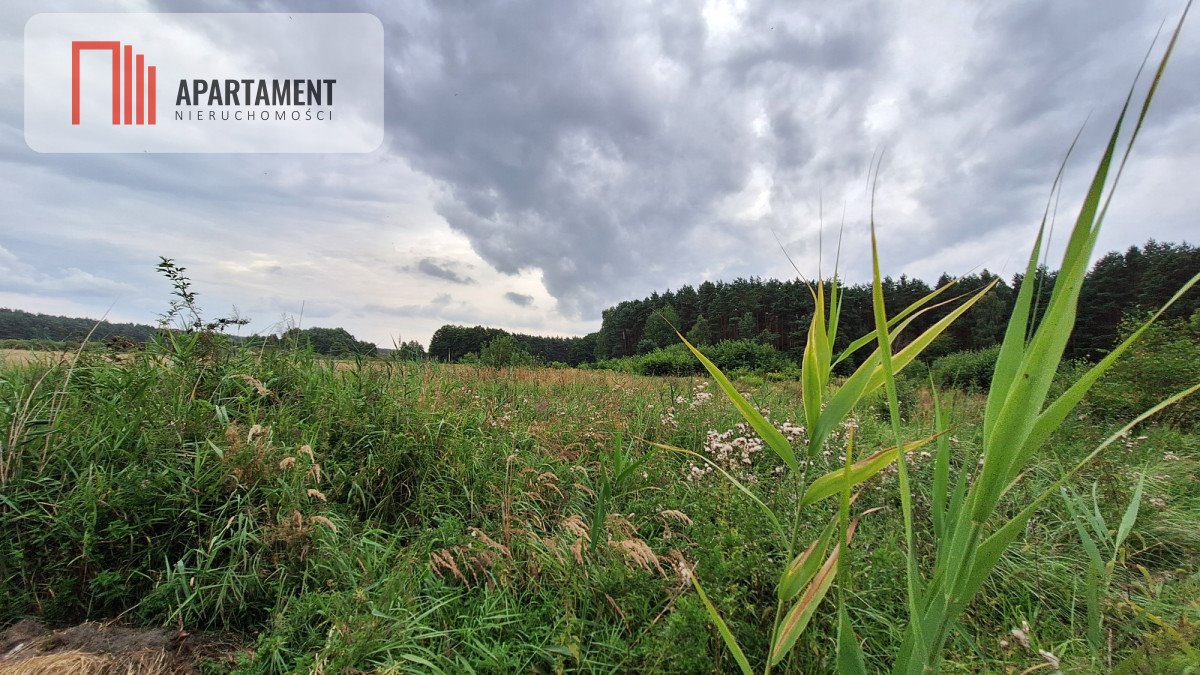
[869,207,927,665]
[834,276,963,366]
[861,282,997,395]
[1090,482,1111,546]
[690,571,755,675]
[1115,474,1145,550]
[1061,486,1105,568]
[837,605,868,675]
[958,381,1200,609]
[835,428,867,675]
[1020,271,1200,467]
[677,332,799,471]
[931,385,950,540]
[972,82,1131,523]
[801,433,941,507]
[802,290,827,437]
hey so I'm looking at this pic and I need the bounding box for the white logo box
[25,13,384,153]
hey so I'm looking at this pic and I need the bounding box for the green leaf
[677,332,799,471]
[1115,473,1146,551]
[833,275,962,366]
[801,433,942,507]
[837,606,868,675]
[778,512,841,601]
[931,385,950,540]
[690,571,754,675]
[1061,486,1105,568]
[771,542,841,665]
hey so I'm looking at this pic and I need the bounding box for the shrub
[930,345,1002,391]
[477,334,536,368]
[1088,312,1200,428]
[636,344,700,376]
[705,339,786,374]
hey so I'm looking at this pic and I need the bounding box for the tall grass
[674,7,1200,673]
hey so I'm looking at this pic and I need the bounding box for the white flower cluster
[684,416,855,483]
[674,381,714,409]
[662,382,715,428]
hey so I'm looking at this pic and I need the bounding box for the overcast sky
[2,1,1198,348]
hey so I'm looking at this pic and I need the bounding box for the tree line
[428,239,1198,368]
[5,239,1194,367]
[590,239,1198,367]
[427,324,596,366]
[0,308,158,344]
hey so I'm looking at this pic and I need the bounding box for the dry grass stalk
[658,510,693,526]
[234,374,273,398]
[609,538,665,576]
[0,649,171,675]
[309,516,337,533]
[604,513,637,539]
[468,528,511,557]
[430,549,468,586]
[560,514,590,542]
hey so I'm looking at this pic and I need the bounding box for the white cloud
[1,0,1197,348]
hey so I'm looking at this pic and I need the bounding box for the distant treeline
[592,239,1199,366]
[5,239,1195,368]
[428,239,1198,368]
[428,325,596,366]
[0,308,158,343]
[0,309,411,360]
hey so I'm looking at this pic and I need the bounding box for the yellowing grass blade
[802,287,828,434]
[770,519,860,666]
[778,517,837,602]
[777,496,862,602]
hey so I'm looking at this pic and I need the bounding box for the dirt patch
[0,620,240,674]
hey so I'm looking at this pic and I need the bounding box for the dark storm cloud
[504,292,534,307]
[376,1,895,317]
[414,258,474,285]
[4,0,1198,347]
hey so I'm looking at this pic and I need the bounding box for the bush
[1088,312,1200,428]
[477,334,536,368]
[631,340,789,377]
[705,339,786,374]
[930,345,1002,391]
[635,344,699,376]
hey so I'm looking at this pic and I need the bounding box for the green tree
[687,314,715,346]
[478,334,535,368]
[394,340,425,360]
[736,312,757,340]
[642,305,680,349]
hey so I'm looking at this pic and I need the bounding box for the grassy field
[4,13,1199,673]
[1,342,1198,673]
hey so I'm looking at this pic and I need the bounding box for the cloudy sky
[2,1,1198,348]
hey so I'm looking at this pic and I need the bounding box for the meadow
[1,339,1198,673]
[3,11,1200,675]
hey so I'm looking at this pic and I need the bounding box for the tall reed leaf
[893,9,1194,670]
